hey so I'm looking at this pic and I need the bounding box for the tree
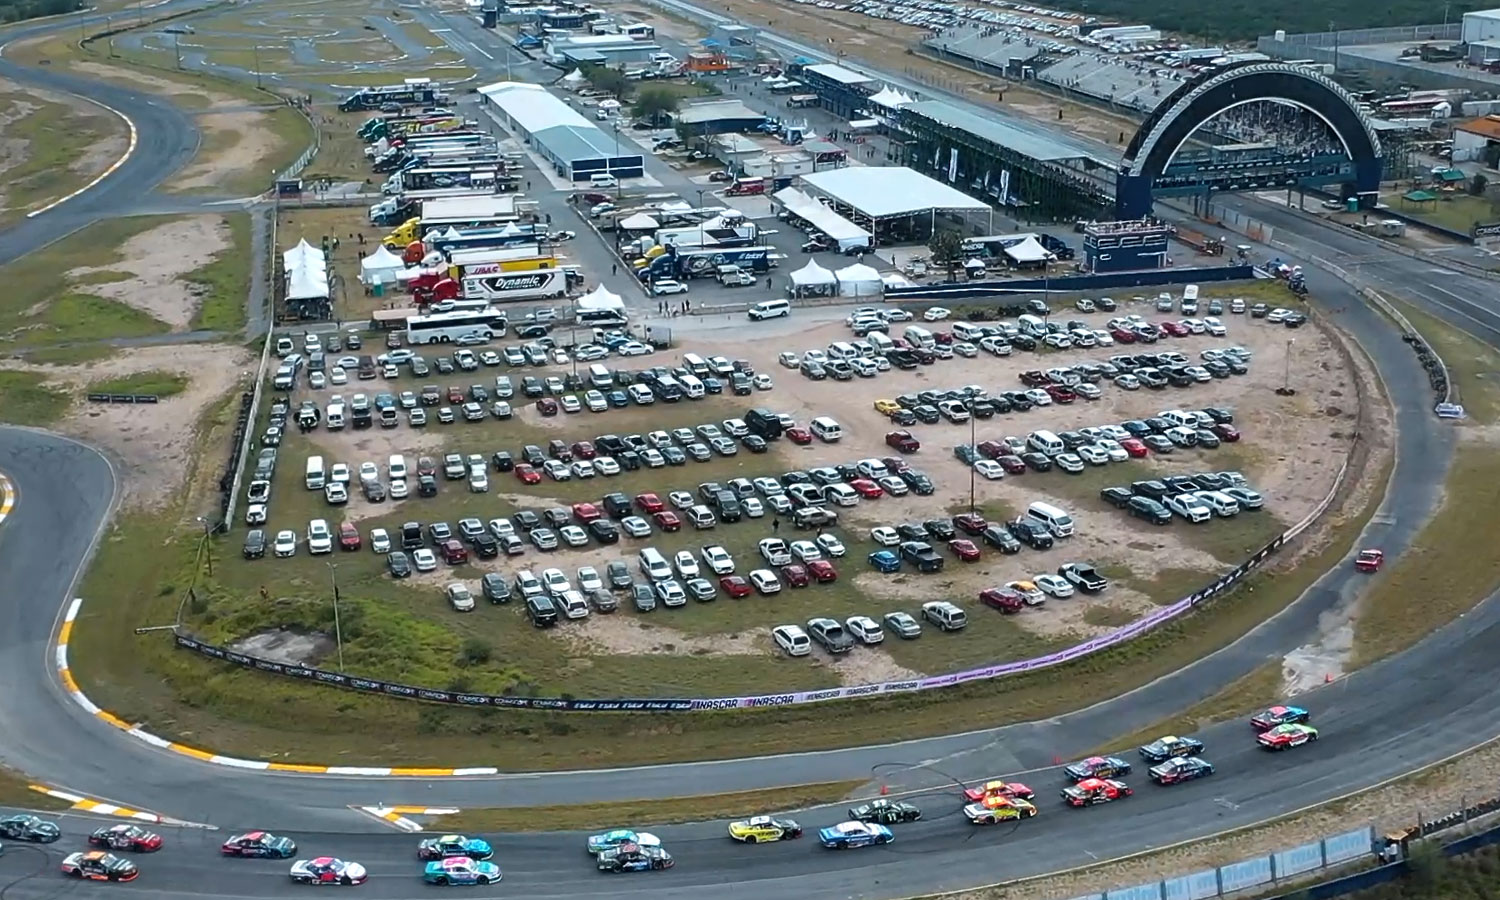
[1469,173,1488,197]
[632,87,681,127]
[578,63,631,101]
[928,229,965,282]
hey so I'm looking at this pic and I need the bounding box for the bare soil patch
[172,112,284,192]
[66,216,231,331]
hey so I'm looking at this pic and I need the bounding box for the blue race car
[423,857,502,885]
[818,821,894,849]
[586,829,660,854]
[868,550,901,573]
[417,834,493,861]
[1138,734,1204,762]
[1250,705,1309,731]
[1064,756,1132,782]
[1148,756,1215,785]
[596,843,673,873]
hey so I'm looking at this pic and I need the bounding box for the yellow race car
[727,816,803,843]
[963,795,1038,824]
[873,399,901,416]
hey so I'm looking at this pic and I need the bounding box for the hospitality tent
[772,186,871,252]
[788,259,836,298]
[576,285,624,312]
[561,68,587,88]
[618,213,660,231]
[835,262,883,298]
[360,245,404,285]
[287,263,330,301]
[798,167,992,233]
[1003,235,1053,268]
[283,239,325,275]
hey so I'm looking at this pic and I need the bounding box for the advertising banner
[1217,857,1272,894]
[1161,869,1219,900]
[1274,841,1324,878]
[1323,826,1374,865]
[1107,883,1162,900]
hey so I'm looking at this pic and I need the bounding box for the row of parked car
[1099,471,1265,526]
[771,601,970,656]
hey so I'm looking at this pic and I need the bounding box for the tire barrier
[85,394,159,404]
[1401,332,1452,407]
[215,392,254,528]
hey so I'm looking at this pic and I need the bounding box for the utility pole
[253,44,263,89]
[968,409,977,514]
[1282,338,1295,393]
[174,34,182,70]
[327,563,345,671]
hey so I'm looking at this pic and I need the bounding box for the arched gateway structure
[1115,61,1384,220]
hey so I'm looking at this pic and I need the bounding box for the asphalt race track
[0,3,1496,899]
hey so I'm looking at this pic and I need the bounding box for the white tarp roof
[772,187,871,244]
[286,264,329,301]
[360,245,404,283]
[882,271,913,288]
[618,213,660,230]
[834,262,882,296]
[867,86,912,109]
[478,81,592,135]
[576,285,624,311]
[498,222,525,236]
[789,259,836,286]
[1004,236,1053,263]
[801,167,991,219]
[561,68,586,84]
[282,239,325,274]
[848,118,881,129]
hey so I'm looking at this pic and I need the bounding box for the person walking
[772,517,780,533]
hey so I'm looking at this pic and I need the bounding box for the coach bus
[404,308,508,344]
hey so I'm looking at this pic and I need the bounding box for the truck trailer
[359,115,473,142]
[638,245,774,279]
[383,165,512,195]
[461,268,571,302]
[423,224,541,255]
[369,184,509,225]
[338,80,445,112]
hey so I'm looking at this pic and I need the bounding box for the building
[685,51,731,73]
[478,82,644,181]
[708,23,758,60]
[795,62,876,117]
[709,133,765,166]
[1463,8,1500,43]
[674,99,769,136]
[1453,114,1500,163]
[1083,220,1171,272]
[545,33,663,67]
[795,166,992,240]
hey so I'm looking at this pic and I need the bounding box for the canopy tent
[963,258,986,269]
[799,167,993,227]
[618,213,661,231]
[286,263,330,301]
[561,68,586,87]
[360,245,405,285]
[834,262,883,298]
[598,98,621,110]
[788,259,836,297]
[881,271,913,289]
[772,186,871,251]
[395,265,443,283]
[575,285,624,311]
[865,86,913,110]
[498,222,526,237]
[282,239,325,275]
[1003,236,1052,265]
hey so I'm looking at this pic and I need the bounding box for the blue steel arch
[1116,62,1383,219]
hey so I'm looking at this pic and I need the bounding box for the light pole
[327,562,346,672]
[194,516,215,579]
[253,44,263,89]
[968,409,977,514]
[612,121,622,199]
[1282,338,1296,393]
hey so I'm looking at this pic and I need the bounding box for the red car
[89,824,162,852]
[849,478,883,499]
[979,587,1024,613]
[933,331,954,345]
[781,564,810,587]
[808,559,838,583]
[1213,424,1241,442]
[653,510,682,532]
[571,440,597,459]
[963,779,1035,802]
[441,539,468,564]
[720,575,752,598]
[1160,321,1190,337]
[571,501,601,523]
[636,492,665,513]
[1354,549,1383,572]
[949,539,980,562]
[446,385,464,403]
[536,398,559,416]
[1109,326,1137,344]
[1018,370,1049,387]
[1045,385,1077,404]
[514,464,541,484]
[338,522,361,551]
[1120,438,1149,458]
[998,455,1027,474]
[953,512,986,535]
[976,440,1004,459]
[786,426,813,445]
[1063,778,1133,807]
[885,430,920,453]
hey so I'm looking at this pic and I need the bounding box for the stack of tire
[1402,334,1449,403]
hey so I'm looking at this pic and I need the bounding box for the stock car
[818,820,894,849]
[418,835,494,861]
[61,851,138,882]
[1061,778,1133,807]
[89,824,162,852]
[1258,723,1320,750]
[963,795,1038,824]
[221,831,297,858]
[1064,756,1132,782]
[847,799,922,825]
[1149,756,1216,785]
[422,856,503,885]
[587,830,661,854]
[289,857,368,886]
[596,842,674,872]
[963,779,1035,802]
[727,816,803,843]
[1250,705,1310,731]
[1138,734,1205,762]
[0,814,61,842]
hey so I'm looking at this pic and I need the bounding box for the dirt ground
[0,87,38,208]
[65,216,231,331]
[0,77,128,216]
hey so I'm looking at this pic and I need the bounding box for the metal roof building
[478,82,643,182]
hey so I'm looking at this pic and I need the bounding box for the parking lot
[218,283,1354,697]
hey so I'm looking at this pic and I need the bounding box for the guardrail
[222,212,279,528]
[85,393,158,404]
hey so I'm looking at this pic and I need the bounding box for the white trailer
[461,268,570,302]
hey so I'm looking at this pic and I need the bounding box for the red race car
[1354,549,1383,572]
[781,564,810,587]
[636,492,665,513]
[1120,438,1149,458]
[720,575,752,598]
[571,502,601,523]
[980,587,1024,613]
[89,824,162,852]
[786,426,813,445]
[653,511,682,532]
[949,539,980,562]
[514,464,541,484]
[850,478,883,499]
[1062,778,1132,807]
[963,779,1035,802]
[338,522,361,551]
[808,559,838,583]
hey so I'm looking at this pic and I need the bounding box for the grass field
[0,88,122,223]
[1384,190,1499,236]
[433,780,863,832]
[0,768,70,811]
[397,20,446,50]
[1386,296,1500,426]
[0,372,70,426]
[87,370,190,397]
[186,212,253,332]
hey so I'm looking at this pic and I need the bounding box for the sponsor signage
[1472,221,1500,240]
[175,533,1286,712]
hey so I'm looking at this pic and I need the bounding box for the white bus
[405,308,508,344]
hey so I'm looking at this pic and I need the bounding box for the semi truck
[423,224,541,255]
[369,184,509,226]
[372,147,501,174]
[382,165,512,195]
[338,79,446,112]
[366,131,492,159]
[638,245,774,280]
[359,115,472,142]
[461,268,571,302]
[381,196,530,245]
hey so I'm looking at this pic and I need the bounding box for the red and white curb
[356,806,460,832]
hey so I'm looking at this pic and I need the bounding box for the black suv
[1007,518,1054,550]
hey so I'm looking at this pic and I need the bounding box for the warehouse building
[478,82,644,181]
[545,33,663,67]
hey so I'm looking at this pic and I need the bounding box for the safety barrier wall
[883,265,1257,300]
[85,393,159,404]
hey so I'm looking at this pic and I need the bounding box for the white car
[878,475,909,496]
[953,341,978,357]
[1042,332,1073,349]
[543,459,571,481]
[273,530,297,557]
[370,528,391,554]
[571,460,595,479]
[778,351,800,369]
[788,540,822,563]
[1091,329,1115,347]
[1054,453,1085,474]
[1095,439,1129,462]
[655,579,687,607]
[358,461,380,484]
[870,526,900,546]
[923,306,951,322]
[324,483,347,505]
[674,550,700,579]
[577,567,604,593]
[772,624,811,657]
[1006,581,1045,606]
[669,490,696,510]
[1267,308,1291,323]
[749,569,782,595]
[816,533,846,557]
[1076,444,1109,465]
[742,497,764,518]
[1114,373,1141,390]
[974,459,1005,481]
[446,583,476,612]
[558,525,588,547]
[701,545,735,575]
[329,366,347,385]
[846,615,884,644]
[1204,317,1227,336]
[560,395,582,414]
[1166,492,1212,522]
[561,591,590,619]
[881,308,912,322]
[469,469,489,492]
[595,456,621,476]
[758,537,792,566]
[617,341,651,356]
[980,336,1012,356]
[1023,388,1052,407]
[1036,574,1075,598]
[585,390,608,412]
[753,373,773,390]
[412,549,437,572]
[245,502,267,525]
[652,279,689,295]
[309,371,326,389]
[306,519,333,555]
[542,568,572,595]
[386,478,407,500]
[1075,298,1096,312]
[329,463,351,484]
[1074,382,1102,400]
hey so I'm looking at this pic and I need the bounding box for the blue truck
[639,245,774,280]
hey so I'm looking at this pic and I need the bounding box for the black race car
[847,799,922,825]
[0,814,60,843]
[1138,734,1205,763]
[89,824,162,852]
[1063,756,1131,782]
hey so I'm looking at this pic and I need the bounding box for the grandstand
[1036,52,1187,113]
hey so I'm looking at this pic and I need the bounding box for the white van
[638,547,673,581]
[1160,409,1197,429]
[305,455,326,490]
[683,353,710,376]
[867,331,895,354]
[589,173,618,188]
[588,363,613,388]
[747,299,790,321]
[952,321,985,342]
[325,402,346,430]
[680,373,706,399]
[388,454,407,481]
[1018,314,1047,338]
[1026,501,1075,538]
[827,341,858,362]
[1027,429,1065,457]
[810,416,843,442]
[902,324,935,349]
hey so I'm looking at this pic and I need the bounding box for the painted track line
[0,472,14,525]
[354,806,456,832]
[24,97,138,218]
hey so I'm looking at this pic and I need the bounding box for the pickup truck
[885,431,920,453]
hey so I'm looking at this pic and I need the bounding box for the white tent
[834,262,883,297]
[286,264,330,301]
[360,245,404,285]
[576,285,624,311]
[789,259,836,288]
[561,68,586,87]
[1004,236,1052,264]
[498,222,526,237]
[282,239,325,275]
[881,271,913,288]
[865,86,914,110]
[618,213,660,231]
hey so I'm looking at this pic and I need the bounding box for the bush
[458,637,491,666]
